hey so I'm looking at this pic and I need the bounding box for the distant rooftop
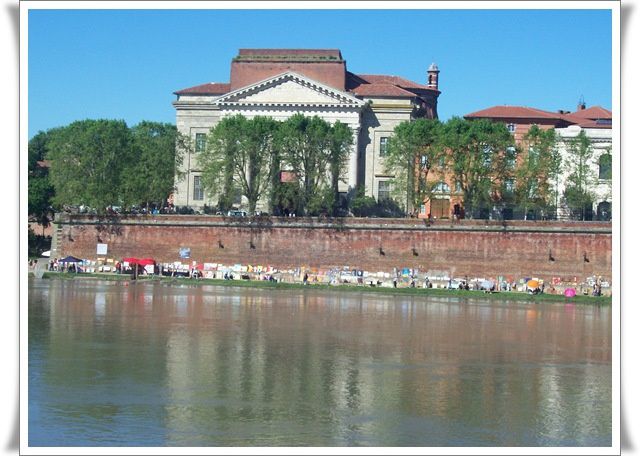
[465,105,612,129]
[175,48,439,100]
[233,49,344,62]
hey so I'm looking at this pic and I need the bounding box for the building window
[482,145,492,167]
[599,153,612,179]
[379,137,389,156]
[504,178,515,193]
[528,146,539,165]
[507,123,516,133]
[378,180,391,201]
[195,133,206,153]
[193,176,204,200]
[434,181,450,193]
[506,146,517,169]
[454,180,463,193]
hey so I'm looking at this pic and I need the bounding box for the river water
[28,278,612,447]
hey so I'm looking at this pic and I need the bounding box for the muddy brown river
[28,278,612,447]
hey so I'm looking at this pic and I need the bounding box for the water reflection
[28,279,611,447]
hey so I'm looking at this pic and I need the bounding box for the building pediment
[214,72,366,108]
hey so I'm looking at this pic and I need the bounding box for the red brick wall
[52,215,612,282]
[230,61,347,91]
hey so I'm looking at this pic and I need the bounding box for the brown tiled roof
[356,74,430,90]
[561,115,612,129]
[345,72,436,98]
[465,105,612,129]
[350,83,418,97]
[565,106,612,120]
[465,105,562,120]
[174,83,231,95]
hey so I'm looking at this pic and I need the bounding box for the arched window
[434,181,450,193]
[599,153,612,179]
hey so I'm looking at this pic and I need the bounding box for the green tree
[277,114,333,215]
[28,129,58,233]
[199,115,242,211]
[46,119,135,213]
[563,130,596,220]
[306,185,335,216]
[28,175,55,234]
[200,115,279,214]
[350,185,377,217]
[384,118,443,215]
[120,121,187,210]
[513,125,561,219]
[271,181,303,216]
[327,121,353,216]
[29,128,61,176]
[441,117,513,219]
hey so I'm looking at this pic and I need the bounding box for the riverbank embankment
[50,215,612,289]
[32,271,612,305]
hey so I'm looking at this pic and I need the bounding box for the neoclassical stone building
[172,48,440,210]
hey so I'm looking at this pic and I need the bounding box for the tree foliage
[384,118,443,214]
[47,119,134,212]
[563,130,596,220]
[276,114,333,215]
[350,185,404,218]
[199,115,279,214]
[28,175,55,231]
[29,128,62,176]
[327,121,354,216]
[513,125,561,219]
[441,117,514,219]
[28,130,57,229]
[32,120,185,215]
[120,121,186,209]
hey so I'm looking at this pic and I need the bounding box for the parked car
[227,210,247,217]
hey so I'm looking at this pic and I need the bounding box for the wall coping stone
[54,214,612,235]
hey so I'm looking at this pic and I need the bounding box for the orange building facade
[419,102,612,220]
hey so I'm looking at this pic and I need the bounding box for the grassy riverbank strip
[34,271,612,305]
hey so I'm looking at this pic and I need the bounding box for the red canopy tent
[122,257,156,278]
[122,258,155,266]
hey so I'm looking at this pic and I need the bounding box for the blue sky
[27,7,612,138]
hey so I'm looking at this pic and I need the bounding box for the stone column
[348,126,360,191]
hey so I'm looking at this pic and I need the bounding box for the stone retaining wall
[51,214,612,282]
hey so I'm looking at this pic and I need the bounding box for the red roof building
[464,101,612,220]
[465,103,612,141]
[175,49,440,112]
[172,49,442,212]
